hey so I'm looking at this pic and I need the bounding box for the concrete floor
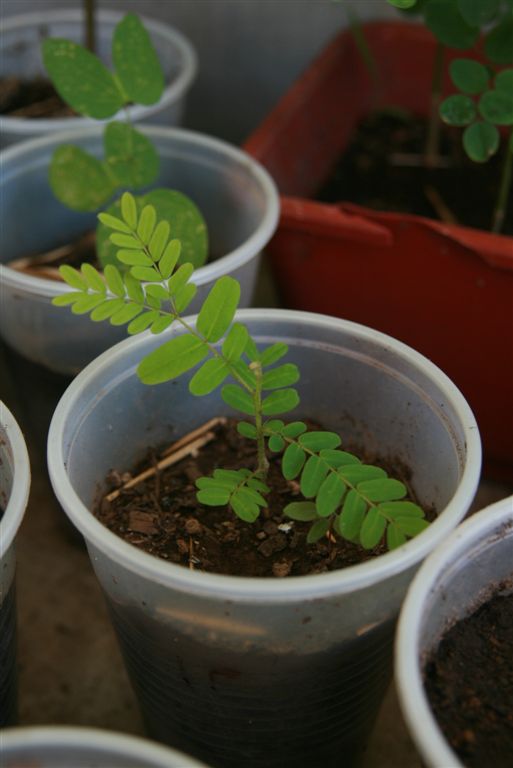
[2,331,512,767]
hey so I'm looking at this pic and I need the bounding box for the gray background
[0,0,399,143]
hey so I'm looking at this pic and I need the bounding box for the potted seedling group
[243,0,513,480]
[47,192,481,766]
[0,12,278,374]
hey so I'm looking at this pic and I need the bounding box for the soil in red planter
[96,418,430,578]
[0,75,73,117]
[317,111,513,236]
[423,587,513,768]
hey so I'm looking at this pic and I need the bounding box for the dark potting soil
[96,418,428,578]
[0,75,73,117]
[424,588,513,768]
[317,111,513,236]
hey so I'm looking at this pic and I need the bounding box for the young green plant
[42,12,207,269]
[53,191,430,554]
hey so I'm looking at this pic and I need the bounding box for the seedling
[387,0,513,231]
[54,192,429,554]
[42,12,208,270]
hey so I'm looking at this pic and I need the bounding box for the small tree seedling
[54,192,430,555]
[387,0,513,231]
[42,12,208,270]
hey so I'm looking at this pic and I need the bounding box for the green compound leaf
[121,191,138,229]
[49,145,115,211]
[196,276,240,342]
[89,298,126,321]
[231,492,261,523]
[316,473,346,518]
[138,204,157,243]
[307,518,330,544]
[104,122,159,189]
[457,0,500,26]
[336,490,367,541]
[138,334,209,384]
[449,58,490,94]
[268,434,285,452]
[319,449,360,469]
[300,455,329,498]
[261,388,300,415]
[284,501,318,521]
[424,0,480,49]
[496,69,513,95]
[237,421,257,439]
[221,384,255,416]
[485,17,513,64]
[127,310,160,334]
[103,264,125,297]
[357,478,407,502]
[197,487,231,506]
[387,0,417,8]
[260,343,289,367]
[479,89,513,125]
[439,94,477,126]
[189,358,230,396]
[378,501,425,518]
[360,508,387,549]
[298,431,342,451]
[42,38,124,118]
[110,303,143,326]
[59,264,88,290]
[148,221,170,262]
[281,421,307,438]
[81,263,106,293]
[282,443,306,480]
[159,240,182,279]
[112,13,164,106]
[143,189,208,269]
[337,464,386,484]
[52,291,84,307]
[222,323,249,362]
[261,363,300,390]
[463,121,500,161]
[387,524,407,550]
[393,517,431,536]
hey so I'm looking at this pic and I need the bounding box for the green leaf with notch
[104,122,159,189]
[112,13,164,106]
[49,145,115,211]
[42,38,124,118]
[463,121,500,161]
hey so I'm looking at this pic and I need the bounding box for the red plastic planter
[244,21,513,480]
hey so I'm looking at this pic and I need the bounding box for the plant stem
[84,0,96,53]
[492,132,512,234]
[424,42,444,168]
[250,361,269,476]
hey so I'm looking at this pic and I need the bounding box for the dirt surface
[424,588,513,768]
[318,111,513,235]
[96,418,426,578]
[0,75,73,117]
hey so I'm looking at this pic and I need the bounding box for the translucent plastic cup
[48,309,481,768]
[0,401,30,727]
[0,726,210,767]
[0,8,197,147]
[396,495,513,768]
[0,127,279,374]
